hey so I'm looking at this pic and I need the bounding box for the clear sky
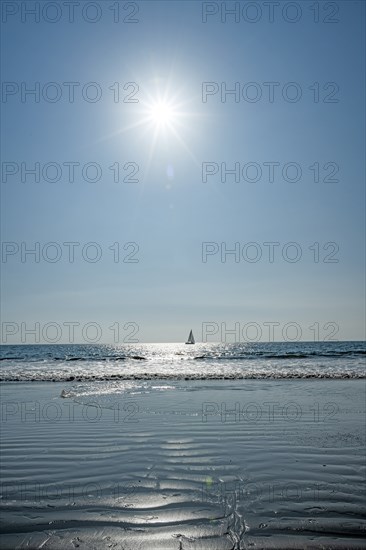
[1,0,365,343]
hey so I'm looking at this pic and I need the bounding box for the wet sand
[0,379,365,549]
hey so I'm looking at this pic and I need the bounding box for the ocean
[1,341,365,382]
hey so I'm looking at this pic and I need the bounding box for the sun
[148,101,176,128]
[100,77,200,165]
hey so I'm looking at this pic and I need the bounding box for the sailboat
[185,329,195,344]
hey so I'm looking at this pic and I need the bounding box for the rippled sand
[0,379,365,548]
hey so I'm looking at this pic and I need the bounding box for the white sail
[186,330,195,344]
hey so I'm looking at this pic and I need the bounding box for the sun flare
[100,78,199,165]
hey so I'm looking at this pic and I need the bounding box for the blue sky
[1,0,365,343]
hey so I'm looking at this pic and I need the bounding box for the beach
[3,0,365,546]
[1,347,365,549]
